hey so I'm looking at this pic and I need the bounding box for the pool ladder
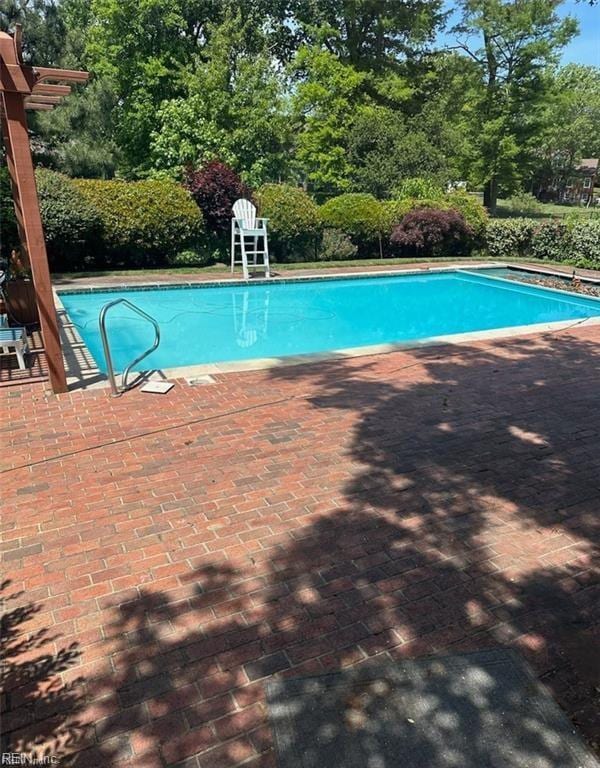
[99,298,160,397]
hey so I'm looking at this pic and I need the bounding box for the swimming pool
[58,269,600,373]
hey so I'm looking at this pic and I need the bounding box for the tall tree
[534,64,600,197]
[149,12,289,185]
[453,0,577,212]
[291,47,368,195]
[289,0,444,72]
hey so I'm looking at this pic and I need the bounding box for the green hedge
[2,169,205,271]
[36,169,102,271]
[256,183,321,261]
[320,193,386,257]
[75,178,203,267]
[320,193,383,240]
[0,168,102,271]
[485,218,600,267]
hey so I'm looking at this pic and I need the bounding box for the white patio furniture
[0,326,29,370]
[231,199,270,280]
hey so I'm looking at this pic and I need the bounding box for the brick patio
[2,324,599,767]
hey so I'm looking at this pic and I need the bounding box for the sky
[438,0,600,67]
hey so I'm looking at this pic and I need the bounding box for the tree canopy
[1,0,596,207]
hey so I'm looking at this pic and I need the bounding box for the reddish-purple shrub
[184,161,251,235]
[390,207,474,256]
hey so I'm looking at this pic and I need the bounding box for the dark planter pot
[5,278,39,325]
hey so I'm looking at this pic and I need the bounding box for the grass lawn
[52,255,590,281]
[494,198,600,220]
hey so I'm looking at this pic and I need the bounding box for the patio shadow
[1,580,86,763]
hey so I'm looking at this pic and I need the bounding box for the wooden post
[0,27,88,394]
[1,92,67,392]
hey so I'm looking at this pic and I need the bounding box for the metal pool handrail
[99,298,160,397]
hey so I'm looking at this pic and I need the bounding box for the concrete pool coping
[54,261,600,390]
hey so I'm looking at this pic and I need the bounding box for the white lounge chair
[231,199,270,280]
[0,326,29,370]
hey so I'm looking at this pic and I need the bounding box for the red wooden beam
[32,84,72,97]
[34,67,89,84]
[26,94,62,104]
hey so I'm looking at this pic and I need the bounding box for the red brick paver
[2,325,599,767]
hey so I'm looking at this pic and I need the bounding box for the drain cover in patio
[266,648,599,768]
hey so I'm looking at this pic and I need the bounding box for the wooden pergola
[0,26,88,393]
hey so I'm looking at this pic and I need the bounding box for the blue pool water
[59,270,600,373]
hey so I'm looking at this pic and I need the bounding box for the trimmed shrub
[391,207,474,257]
[75,178,203,267]
[256,183,321,261]
[484,219,536,260]
[320,193,386,257]
[483,218,600,267]
[36,169,102,271]
[320,193,383,240]
[184,160,250,235]
[567,220,600,267]
[529,220,569,262]
[318,228,358,261]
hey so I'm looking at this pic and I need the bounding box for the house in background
[562,158,599,205]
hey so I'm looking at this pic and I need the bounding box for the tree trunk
[483,177,498,214]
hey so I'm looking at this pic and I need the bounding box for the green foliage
[292,48,368,197]
[506,191,543,216]
[1,0,66,64]
[347,108,451,199]
[74,178,203,266]
[484,218,600,266]
[379,199,416,235]
[170,249,215,268]
[395,177,444,200]
[535,64,600,195]
[567,220,600,267]
[455,0,578,211]
[256,184,321,262]
[34,78,121,178]
[485,219,536,259]
[149,14,289,185]
[317,229,359,261]
[36,169,102,271]
[84,0,196,175]
[445,191,488,236]
[320,193,384,239]
[5,0,595,273]
[0,166,18,257]
[289,0,444,73]
[529,220,568,261]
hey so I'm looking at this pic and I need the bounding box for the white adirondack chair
[231,199,270,279]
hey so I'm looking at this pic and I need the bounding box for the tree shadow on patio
[0,579,86,764]
[78,329,600,765]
